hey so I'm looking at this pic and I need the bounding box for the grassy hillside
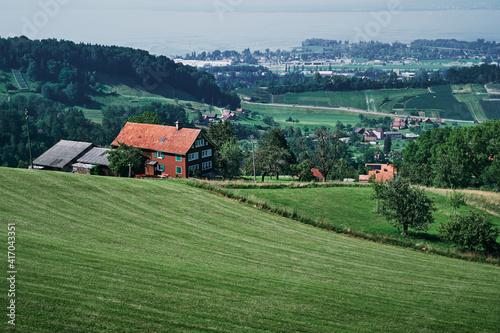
[241,103,386,130]
[0,69,211,124]
[221,185,500,249]
[1,168,500,332]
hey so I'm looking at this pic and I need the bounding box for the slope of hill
[1,168,499,332]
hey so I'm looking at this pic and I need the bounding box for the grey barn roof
[34,140,94,170]
[77,147,111,166]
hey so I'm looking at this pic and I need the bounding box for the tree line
[268,64,499,95]
[183,38,500,65]
[400,120,500,190]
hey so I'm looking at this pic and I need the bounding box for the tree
[448,190,467,215]
[128,111,162,125]
[215,140,241,179]
[383,136,392,155]
[371,181,385,213]
[310,128,344,182]
[290,160,315,182]
[378,177,435,235]
[255,128,295,180]
[107,143,146,177]
[438,211,499,252]
[208,120,236,147]
[208,120,241,179]
[255,145,292,181]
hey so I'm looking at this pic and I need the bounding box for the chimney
[176,121,179,131]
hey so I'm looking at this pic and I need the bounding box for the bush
[438,211,499,252]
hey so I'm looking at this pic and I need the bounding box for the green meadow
[222,185,500,250]
[1,168,500,332]
[242,103,386,130]
[268,85,493,121]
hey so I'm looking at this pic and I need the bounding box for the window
[188,152,199,161]
[188,164,199,173]
[175,155,182,162]
[155,152,164,159]
[195,139,205,147]
[202,149,212,158]
[176,166,182,174]
[202,161,212,171]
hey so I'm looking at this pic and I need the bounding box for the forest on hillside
[0,36,240,109]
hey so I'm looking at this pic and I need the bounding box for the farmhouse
[111,122,215,178]
[33,140,95,172]
[359,164,396,183]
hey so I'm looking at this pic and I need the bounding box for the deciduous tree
[378,177,435,235]
[108,143,146,177]
[310,128,344,182]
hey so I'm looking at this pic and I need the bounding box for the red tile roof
[111,123,202,155]
[311,168,324,180]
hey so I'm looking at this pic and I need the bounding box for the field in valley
[267,84,497,122]
[1,168,500,332]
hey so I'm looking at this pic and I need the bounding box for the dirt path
[243,101,475,124]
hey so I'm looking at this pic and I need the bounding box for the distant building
[385,132,403,140]
[405,133,420,140]
[311,168,324,181]
[373,128,385,140]
[359,164,396,183]
[221,110,237,122]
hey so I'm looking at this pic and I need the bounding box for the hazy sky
[1,1,498,56]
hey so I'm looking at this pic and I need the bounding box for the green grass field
[1,168,500,332]
[370,89,429,113]
[270,86,482,121]
[223,186,500,247]
[406,86,472,120]
[481,100,500,119]
[454,93,488,121]
[281,91,368,110]
[241,103,384,130]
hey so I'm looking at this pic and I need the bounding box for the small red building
[111,122,216,178]
[359,164,396,183]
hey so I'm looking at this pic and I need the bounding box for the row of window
[188,149,212,161]
[156,161,213,175]
[188,161,213,173]
[156,150,212,162]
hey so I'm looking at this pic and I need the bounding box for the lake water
[1,8,499,57]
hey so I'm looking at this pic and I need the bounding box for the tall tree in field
[255,128,295,180]
[311,128,344,182]
[208,120,241,179]
[384,136,392,155]
[378,177,435,235]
